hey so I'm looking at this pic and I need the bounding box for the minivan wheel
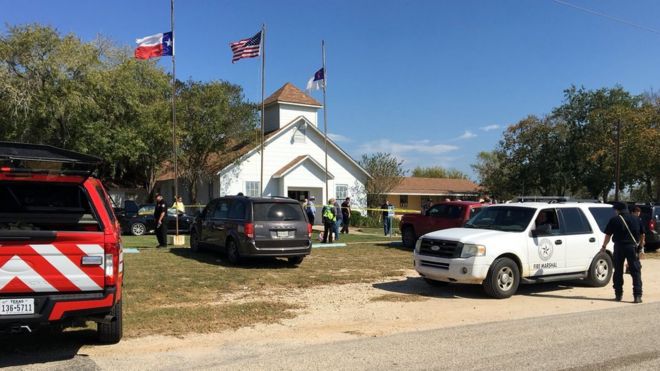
[190,230,200,252]
[226,239,241,265]
[131,222,146,236]
[287,256,304,266]
[586,252,612,287]
[402,226,416,249]
[483,257,519,299]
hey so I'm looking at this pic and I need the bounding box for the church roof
[263,83,322,107]
[386,177,481,196]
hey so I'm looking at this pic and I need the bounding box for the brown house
[385,177,482,212]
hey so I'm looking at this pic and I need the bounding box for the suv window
[213,200,230,219]
[428,204,464,218]
[253,202,304,221]
[228,200,246,220]
[559,207,592,234]
[588,207,616,233]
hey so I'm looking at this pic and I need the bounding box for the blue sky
[3,0,660,179]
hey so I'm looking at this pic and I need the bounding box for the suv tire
[483,257,519,299]
[226,239,241,265]
[131,222,146,236]
[190,230,201,252]
[586,252,612,287]
[98,299,122,344]
[402,226,416,249]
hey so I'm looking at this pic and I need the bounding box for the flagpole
[322,40,328,203]
[171,0,179,237]
[260,24,266,197]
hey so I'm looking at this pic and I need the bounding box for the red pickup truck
[400,201,486,248]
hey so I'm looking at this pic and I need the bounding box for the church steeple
[263,83,322,133]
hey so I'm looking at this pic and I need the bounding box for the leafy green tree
[358,152,406,208]
[411,166,468,179]
[471,150,512,200]
[177,80,258,202]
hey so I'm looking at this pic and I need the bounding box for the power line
[552,0,660,35]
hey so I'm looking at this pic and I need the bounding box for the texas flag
[134,32,173,60]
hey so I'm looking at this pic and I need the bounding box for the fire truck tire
[98,299,123,344]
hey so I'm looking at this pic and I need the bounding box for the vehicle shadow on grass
[373,276,609,301]
[168,247,302,270]
[0,328,97,368]
[374,241,412,253]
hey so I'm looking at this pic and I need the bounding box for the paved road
[6,302,659,370]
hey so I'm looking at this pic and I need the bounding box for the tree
[358,152,406,208]
[177,80,258,202]
[471,151,512,200]
[411,166,468,179]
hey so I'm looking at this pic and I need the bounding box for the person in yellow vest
[172,196,185,215]
[322,198,336,243]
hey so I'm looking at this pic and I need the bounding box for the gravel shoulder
[84,258,660,369]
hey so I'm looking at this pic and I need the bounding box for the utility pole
[615,120,621,202]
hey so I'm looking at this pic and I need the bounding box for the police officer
[601,202,643,303]
[322,198,336,243]
[154,193,168,248]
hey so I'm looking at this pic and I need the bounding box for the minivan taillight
[244,223,254,239]
[650,219,656,232]
[104,242,121,286]
[307,223,313,238]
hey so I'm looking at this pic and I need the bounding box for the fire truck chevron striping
[0,244,105,293]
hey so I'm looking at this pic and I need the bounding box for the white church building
[156,83,370,211]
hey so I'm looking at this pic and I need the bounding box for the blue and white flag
[306,68,325,91]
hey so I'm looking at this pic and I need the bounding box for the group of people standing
[304,196,351,243]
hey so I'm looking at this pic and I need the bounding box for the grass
[119,237,412,337]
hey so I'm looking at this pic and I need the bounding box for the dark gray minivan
[190,196,312,265]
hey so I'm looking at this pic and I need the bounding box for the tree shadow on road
[0,328,97,368]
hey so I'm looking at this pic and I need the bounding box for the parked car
[400,201,486,248]
[630,204,660,251]
[0,142,123,343]
[190,196,312,265]
[414,202,616,298]
[113,200,139,219]
[119,204,193,236]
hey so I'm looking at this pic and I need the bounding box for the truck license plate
[277,230,289,238]
[0,298,35,315]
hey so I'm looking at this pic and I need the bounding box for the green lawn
[118,237,412,337]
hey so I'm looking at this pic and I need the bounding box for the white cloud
[480,124,500,132]
[327,133,351,143]
[457,130,476,140]
[357,139,459,156]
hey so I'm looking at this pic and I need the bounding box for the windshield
[464,206,535,232]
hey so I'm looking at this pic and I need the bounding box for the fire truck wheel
[98,299,123,344]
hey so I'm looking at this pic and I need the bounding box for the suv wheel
[98,299,123,344]
[226,239,241,265]
[287,256,304,266]
[131,222,146,236]
[586,252,612,287]
[483,257,519,299]
[402,226,416,249]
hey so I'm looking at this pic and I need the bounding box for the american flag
[230,31,262,63]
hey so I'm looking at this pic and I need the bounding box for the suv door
[558,207,598,270]
[200,200,217,245]
[527,208,566,276]
[210,199,230,248]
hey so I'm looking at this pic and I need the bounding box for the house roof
[263,83,322,107]
[272,155,335,179]
[385,177,481,196]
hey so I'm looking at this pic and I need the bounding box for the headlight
[461,243,486,258]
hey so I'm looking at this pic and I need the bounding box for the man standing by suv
[154,194,168,248]
[601,202,643,303]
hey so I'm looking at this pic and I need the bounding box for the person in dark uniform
[154,193,168,248]
[601,202,643,303]
[340,197,351,234]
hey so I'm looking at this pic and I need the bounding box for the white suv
[413,202,616,298]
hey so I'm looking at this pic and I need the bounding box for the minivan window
[213,201,229,219]
[253,202,305,222]
[588,207,615,233]
[228,201,246,220]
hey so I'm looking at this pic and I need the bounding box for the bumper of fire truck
[0,286,119,331]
